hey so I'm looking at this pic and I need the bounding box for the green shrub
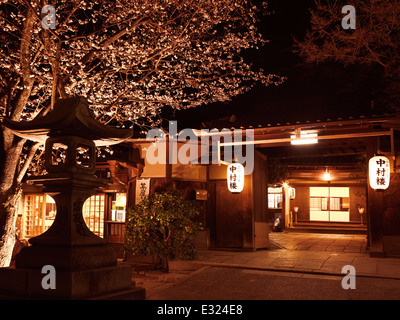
[125,190,201,272]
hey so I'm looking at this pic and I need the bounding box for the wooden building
[15,111,400,258]
[124,110,400,257]
[126,137,269,251]
[194,110,400,257]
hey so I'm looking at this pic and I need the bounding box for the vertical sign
[135,178,150,205]
[369,156,390,190]
[227,163,244,193]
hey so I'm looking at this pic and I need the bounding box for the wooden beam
[221,130,392,147]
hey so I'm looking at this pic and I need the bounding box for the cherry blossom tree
[295,0,400,108]
[0,0,282,266]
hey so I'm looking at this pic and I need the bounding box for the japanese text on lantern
[369,156,390,190]
[227,163,244,193]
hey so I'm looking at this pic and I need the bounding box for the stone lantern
[0,97,145,299]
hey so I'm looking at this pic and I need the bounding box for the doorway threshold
[208,247,252,252]
[287,222,367,235]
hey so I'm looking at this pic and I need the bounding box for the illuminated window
[309,187,350,222]
[22,193,109,239]
[330,197,341,211]
[310,197,321,210]
[321,197,328,210]
[106,192,127,244]
[310,197,329,211]
[268,187,282,209]
[111,193,127,222]
[83,194,105,238]
[23,195,56,238]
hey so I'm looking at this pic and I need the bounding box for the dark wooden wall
[382,172,400,257]
[289,185,310,222]
[207,150,267,250]
[208,175,254,249]
[253,151,268,223]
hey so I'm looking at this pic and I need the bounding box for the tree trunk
[0,189,20,268]
[0,128,25,268]
[155,255,169,273]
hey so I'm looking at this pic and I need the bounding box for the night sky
[171,0,390,130]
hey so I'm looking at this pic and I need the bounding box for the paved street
[269,232,368,253]
[147,266,400,300]
[130,232,400,300]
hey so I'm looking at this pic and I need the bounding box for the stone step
[286,222,367,234]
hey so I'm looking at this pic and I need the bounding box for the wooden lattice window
[23,195,56,238]
[82,194,105,238]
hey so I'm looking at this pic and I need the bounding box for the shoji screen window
[309,187,350,222]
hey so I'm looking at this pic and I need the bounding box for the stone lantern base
[0,264,145,300]
[0,172,145,300]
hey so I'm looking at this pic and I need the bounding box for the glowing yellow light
[290,132,318,145]
[323,168,331,181]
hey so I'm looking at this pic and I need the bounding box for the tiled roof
[175,93,396,131]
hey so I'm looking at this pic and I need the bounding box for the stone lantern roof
[3,96,133,146]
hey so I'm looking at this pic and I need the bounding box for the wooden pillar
[367,137,385,257]
[282,184,289,228]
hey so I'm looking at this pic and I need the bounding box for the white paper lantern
[369,155,390,190]
[227,163,244,193]
[289,187,296,200]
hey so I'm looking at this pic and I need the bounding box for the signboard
[227,163,244,193]
[195,189,208,200]
[135,178,150,205]
[369,156,390,190]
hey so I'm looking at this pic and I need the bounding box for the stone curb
[194,261,400,281]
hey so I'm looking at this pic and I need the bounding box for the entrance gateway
[207,113,396,250]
